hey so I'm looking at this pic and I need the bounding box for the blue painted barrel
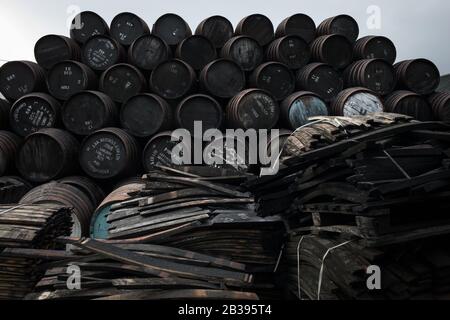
[90,182,144,239]
[281,91,329,129]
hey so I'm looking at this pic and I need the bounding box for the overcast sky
[1,0,449,74]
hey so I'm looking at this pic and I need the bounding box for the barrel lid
[403,59,440,95]
[10,93,59,137]
[62,91,113,136]
[90,204,111,239]
[225,36,263,71]
[286,93,329,128]
[47,60,91,100]
[34,35,74,69]
[328,15,359,43]
[341,89,383,117]
[99,63,146,103]
[80,129,129,179]
[150,60,195,100]
[70,11,110,44]
[236,14,274,46]
[110,12,150,46]
[176,35,217,71]
[176,94,223,133]
[121,94,168,138]
[16,130,67,183]
[252,62,295,100]
[317,35,353,69]
[230,89,280,130]
[201,59,245,98]
[272,35,310,70]
[153,13,192,46]
[143,131,185,169]
[0,61,42,101]
[129,34,170,71]
[277,14,316,43]
[82,35,122,71]
[196,16,234,48]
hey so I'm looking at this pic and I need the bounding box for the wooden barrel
[128,34,171,71]
[343,59,396,96]
[235,14,274,46]
[0,176,32,204]
[275,14,316,43]
[331,87,384,116]
[175,94,223,133]
[152,14,192,46]
[353,36,397,64]
[226,89,279,129]
[384,90,433,121]
[82,35,126,72]
[266,35,310,70]
[59,176,105,208]
[62,91,118,136]
[70,11,110,44]
[428,92,450,122]
[80,128,141,180]
[195,16,234,49]
[0,61,47,101]
[394,59,440,95]
[0,131,22,176]
[17,128,79,183]
[90,181,144,239]
[47,60,98,100]
[34,35,81,69]
[249,62,295,101]
[10,93,61,137]
[281,91,329,129]
[311,35,353,70]
[149,59,196,100]
[199,59,246,99]
[0,99,11,129]
[120,93,172,138]
[317,15,359,43]
[175,35,217,71]
[221,36,264,72]
[110,12,150,47]
[296,63,343,103]
[143,131,187,170]
[20,182,95,237]
[99,63,147,103]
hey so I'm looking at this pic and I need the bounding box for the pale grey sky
[1,0,449,74]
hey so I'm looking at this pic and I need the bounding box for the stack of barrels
[0,11,447,237]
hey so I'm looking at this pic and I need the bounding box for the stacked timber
[88,166,285,298]
[20,178,105,238]
[0,204,72,299]
[246,113,450,300]
[285,233,450,300]
[23,238,258,300]
[247,113,450,243]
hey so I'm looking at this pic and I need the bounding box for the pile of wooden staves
[24,238,258,300]
[0,204,72,300]
[248,113,450,246]
[89,166,285,298]
[285,233,450,300]
[104,166,285,268]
